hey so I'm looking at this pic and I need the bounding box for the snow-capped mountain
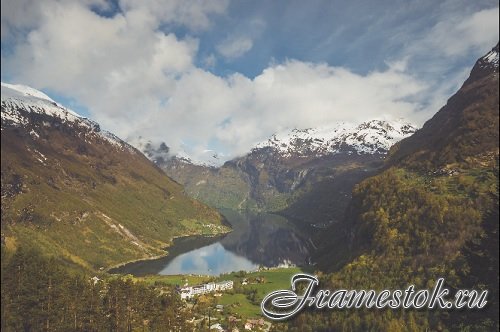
[1,82,131,150]
[255,119,417,158]
[154,118,418,214]
[133,119,417,169]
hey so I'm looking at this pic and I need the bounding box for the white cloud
[4,1,198,125]
[216,36,254,59]
[396,6,499,125]
[118,0,229,31]
[401,6,499,62]
[128,60,426,160]
[1,0,111,40]
[422,7,499,57]
[1,1,498,164]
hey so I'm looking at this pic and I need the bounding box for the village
[171,273,278,331]
[179,280,234,300]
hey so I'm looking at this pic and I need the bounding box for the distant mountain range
[1,82,228,271]
[254,119,416,157]
[131,118,417,166]
[131,119,417,228]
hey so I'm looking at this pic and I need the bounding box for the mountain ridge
[131,119,417,219]
[388,42,499,170]
[254,119,416,158]
[1,82,229,271]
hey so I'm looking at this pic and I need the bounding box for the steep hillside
[281,44,499,331]
[389,43,499,169]
[0,83,229,271]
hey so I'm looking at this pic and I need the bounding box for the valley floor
[136,267,302,328]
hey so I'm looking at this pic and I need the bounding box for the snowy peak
[255,119,417,158]
[2,82,56,102]
[467,43,499,84]
[342,120,417,153]
[1,82,85,127]
[1,82,130,150]
[478,43,499,69]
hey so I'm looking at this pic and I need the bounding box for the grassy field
[139,267,302,320]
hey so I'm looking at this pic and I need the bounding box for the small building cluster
[179,280,233,299]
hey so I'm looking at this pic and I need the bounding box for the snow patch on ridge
[478,44,499,69]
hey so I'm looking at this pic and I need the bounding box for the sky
[1,0,499,163]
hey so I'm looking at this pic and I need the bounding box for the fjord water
[111,209,312,276]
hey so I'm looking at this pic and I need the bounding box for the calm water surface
[110,209,312,276]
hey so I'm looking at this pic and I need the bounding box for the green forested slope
[276,44,499,331]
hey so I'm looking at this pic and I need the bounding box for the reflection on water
[218,209,311,267]
[110,209,312,276]
[159,242,258,275]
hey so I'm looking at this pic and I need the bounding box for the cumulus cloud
[115,60,426,159]
[1,0,498,163]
